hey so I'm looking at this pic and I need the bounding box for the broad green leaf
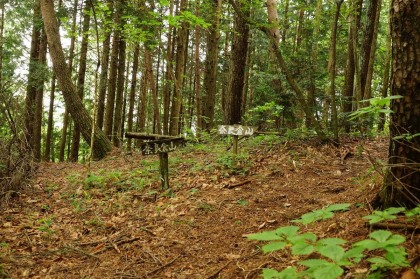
[317,245,345,262]
[385,249,409,267]
[369,230,392,243]
[343,246,365,262]
[317,238,346,246]
[384,207,406,215]
[289,233,317,244]
[325,203,351,212]
[291,242,314,255]
[276,226,300,237]
[262,268,281,278]
[277,267,300,279]
[368,257,390,265]
[353,239,379,250]
[262,241,287,253]
[384,234,406,246]
[312,263,343,279]
[247,230,282,241]
[299,259,330,268]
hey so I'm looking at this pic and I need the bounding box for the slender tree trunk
[308,0,323,127]
[24,0,41,154]
[104,0,122,140]
[138,54,148,132]
[33,31,48,161]
[378,12,391,131]
[326,0,343,141]
[59,0,78,161]
[145,49,162,134]
[202,0,221,132]
[225,0,249,125]
[162,0,174,135]
[41,0,112,160]
[360,0,380,101]
[127,44,140,150]
[194,23,202,131]
[96,1,113,130]
[113,15,126,147]
[70,0,91,161]
[44,74,56,161]
[169,0,188,136]
[375,0,420,209]
[281,0,289,43]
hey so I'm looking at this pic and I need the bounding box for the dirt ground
[1,136,419,278]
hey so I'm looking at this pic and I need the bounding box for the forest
[0,0,419,278]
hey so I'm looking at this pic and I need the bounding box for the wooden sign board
[218,125,255,136]
[141,138,185,156]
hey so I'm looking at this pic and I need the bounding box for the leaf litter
[0,136,418,278]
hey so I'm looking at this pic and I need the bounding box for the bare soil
[1,136,419,278]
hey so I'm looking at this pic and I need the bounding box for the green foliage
[37,217,54,236]
[349,95,403,121]
[363,207,405,224]
[292,203,351,224]
[248,204,413,279]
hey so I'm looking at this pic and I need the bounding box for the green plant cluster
[248,204,419,279]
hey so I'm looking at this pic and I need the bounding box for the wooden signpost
[125,132,185,190]
[218,125,255,154]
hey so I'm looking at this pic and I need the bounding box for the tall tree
[326,0,344,141]
[375,0,420,208]
[169,0,189,136]
[24,0,42,155]
[59,0,78,161]
[44,74,56,161]
[126,44,140,150]
[224,0,249,125]
[70,0,91,161]
[202,0,221,132]
[104,0,123,140]
[41,0,112,159]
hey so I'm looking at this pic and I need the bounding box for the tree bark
[225,0,249,125]
[126,44,140,150]
[376,0,420,208]
[326,0,343,141]
[169,0,188,136]
[44,74,56,161]
[41,0,112,160]
[202,0,221,132]
[70,0,91,161]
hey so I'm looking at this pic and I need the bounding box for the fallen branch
[366,222,420,233]
[144,254,182,277]
[225,180,251,189]
[206,260,233,279]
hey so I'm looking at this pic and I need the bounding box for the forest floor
[1,136,419,279]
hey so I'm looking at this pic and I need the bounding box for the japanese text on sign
[218,125,254,136]
[141,139,185,155]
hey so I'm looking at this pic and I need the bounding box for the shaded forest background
[1,0,419,208]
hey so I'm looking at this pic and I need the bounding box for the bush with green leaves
[248,204,417,279]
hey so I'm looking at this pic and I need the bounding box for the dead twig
[144,254,182,277]
[225,180,251,189]
[366,222,420,233]
[206,260,233,279]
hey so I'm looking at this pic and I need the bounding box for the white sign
[218,125,254,136]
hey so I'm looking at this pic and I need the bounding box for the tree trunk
[44,74,56,161]
[112,17,126,147]
[24,0,41,154]
[375,0,420,208]
[70,0,91,161]
[96,0,113,129]
[41,0,112,160]
[145,49,162,134]
[33,31,48,162]
[202,0,221,132]
[326,0,343,141]
[360,0,380,101]
[378,13,392,132]
[169,0,188,136]
[225,0,249,125]
[162,0,174,135]
[194,22,202,131]
[104,0,123,140]
[127,44,140,150]
[59,0,78,161]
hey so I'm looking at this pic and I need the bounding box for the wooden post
[233,135,238,154]
[159,152,169,190]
